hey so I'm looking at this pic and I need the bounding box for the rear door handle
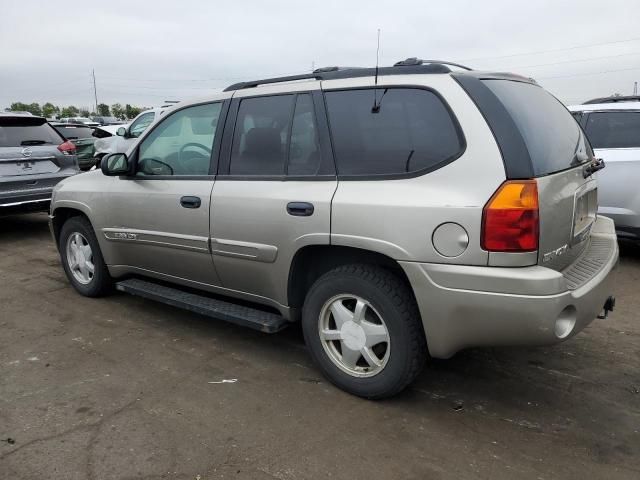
[286,202,314,217]
[180,196,201,209]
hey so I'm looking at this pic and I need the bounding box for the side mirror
[116,126,127,137]
[101,153,131,176]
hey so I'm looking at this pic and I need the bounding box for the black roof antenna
[372,29,383,113]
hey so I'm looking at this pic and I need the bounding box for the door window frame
[217,90,336,181]
[123,99,230,180]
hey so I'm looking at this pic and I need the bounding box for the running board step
[115,278,288,333]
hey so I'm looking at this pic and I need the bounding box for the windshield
[483,80,591,176]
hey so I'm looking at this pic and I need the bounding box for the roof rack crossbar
[394,57,473,71]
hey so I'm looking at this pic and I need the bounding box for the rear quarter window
[324,88,464,177]
[584,111,640,149]
[482,80,590,176]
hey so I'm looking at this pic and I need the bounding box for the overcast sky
[1,0,639,111]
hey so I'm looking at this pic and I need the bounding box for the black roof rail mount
[583,95,640,105]
[223,60,463,92]
[394,57,473,71]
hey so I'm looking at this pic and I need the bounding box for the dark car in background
[91,116,124,126]
[0,113,79,215]
[51,122,96,170]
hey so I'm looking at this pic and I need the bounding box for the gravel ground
[1,212,639,480]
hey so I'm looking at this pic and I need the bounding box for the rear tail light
[58,140,76,155]
[481,180,539,252]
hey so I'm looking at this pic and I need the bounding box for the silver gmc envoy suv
[49,59,618,398]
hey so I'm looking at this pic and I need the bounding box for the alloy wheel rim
[65,232,95,285]
[318,294,390,378]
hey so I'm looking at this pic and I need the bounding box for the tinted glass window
[483,80,590,175]
[230,95,294,175]
[585,111,640,149]
[53,125,93,139]
[0,119,62,147]
[324,88,462,176]
[137,103,222,176]
[129,112,155,138]
[288,94,321,175]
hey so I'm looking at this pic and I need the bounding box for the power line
[514,51,640,69]
[536,66,640,80]
[460,36,640,63]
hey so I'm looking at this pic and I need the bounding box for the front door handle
[287,202,314,217]
[180,196,201,209]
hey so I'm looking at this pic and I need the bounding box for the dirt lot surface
[1,212,639,479]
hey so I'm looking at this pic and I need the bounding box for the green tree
[79,109,90,117]
[42,102,60,118]
[60,106,79,118]
[10,102,41,115]
[97,103,110,116]
[111,103,125,120]
[125,104,143,119]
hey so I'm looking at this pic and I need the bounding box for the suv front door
[210,85,337,308]
[103,101,227,285]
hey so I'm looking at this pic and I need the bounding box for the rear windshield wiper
[20,140,48,146]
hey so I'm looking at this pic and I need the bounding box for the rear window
[324,88,463,176]
[53,125,93,140]
[584,111,640,149]
[483,80,590,176]
[0,118,62,147]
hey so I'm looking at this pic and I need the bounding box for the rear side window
[584,111,640,149]
[0,118,62,147]
[483,80,590,176]
[324,88,463,176]
[53,125,93,139]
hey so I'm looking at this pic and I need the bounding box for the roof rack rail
[394,57,473,71]
[583,95,640,105]
[223,62,455,92]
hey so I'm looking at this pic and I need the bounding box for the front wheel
[302,264,427,399]
[59,216,113,297]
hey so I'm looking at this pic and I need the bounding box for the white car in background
[59,117,100,127]
[569,96,640,242]
[93,107,167,164]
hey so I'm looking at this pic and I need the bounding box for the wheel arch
[50,204,92,248]
[287,244,419,317]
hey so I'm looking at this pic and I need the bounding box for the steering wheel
[138,158,174,176]
[178,142,213,175]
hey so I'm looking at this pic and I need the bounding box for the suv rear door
[210,83,337,308]
[473,78,596,269]
[0,115,78,205]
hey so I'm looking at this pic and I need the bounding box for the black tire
[302,264,427,399]
[59,216,113,297]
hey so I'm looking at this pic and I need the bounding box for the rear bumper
[401,216,619,359]
[0,172,75,214]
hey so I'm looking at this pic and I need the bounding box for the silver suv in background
[50,60,618,398]
[569,97,640,241]
[1,113,79,215]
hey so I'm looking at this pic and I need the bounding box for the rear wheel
[59,216,113,297]
[302,264,427,399]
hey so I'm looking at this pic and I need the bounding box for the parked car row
[45,59,618,399]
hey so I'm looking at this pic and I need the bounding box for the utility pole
[634,81,638,96]
[92,69,98,115]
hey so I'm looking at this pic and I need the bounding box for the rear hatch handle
[583,158,605,178]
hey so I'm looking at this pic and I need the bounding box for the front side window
[585,111,640,149]
[324,88,463,176]
[129,112,155,138]
[137,103,222,176]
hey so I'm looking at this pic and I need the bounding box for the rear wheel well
[288,245,416,313]
[51,208,88,247]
